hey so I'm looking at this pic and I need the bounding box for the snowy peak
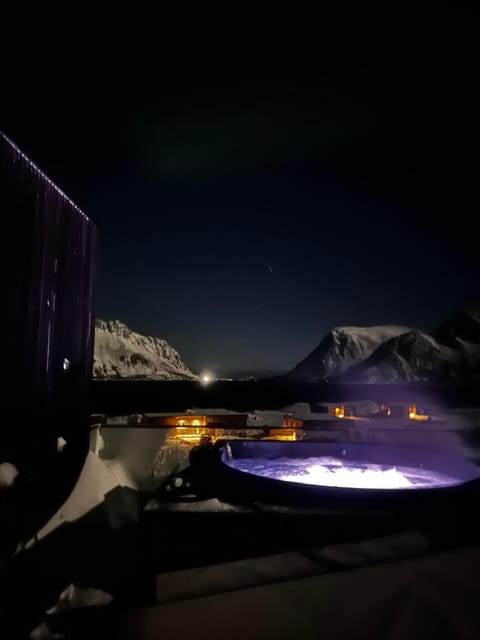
[288,311,480,384]
[95,319,131,339]
[343,330,446,383]
[96,319,129,332]
[341,326,480,383]
[94,319,197,380]
[288,325,412,383]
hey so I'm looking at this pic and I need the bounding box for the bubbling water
[228,456,460,490]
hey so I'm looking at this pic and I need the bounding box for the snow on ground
[26,453,124,545]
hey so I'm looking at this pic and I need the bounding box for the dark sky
[3,34,479,375]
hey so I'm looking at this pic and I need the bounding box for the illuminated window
[192,419,202,426]
[334,406,345,419]
[408,405,416,419]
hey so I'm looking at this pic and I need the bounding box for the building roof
[0,130,92,223]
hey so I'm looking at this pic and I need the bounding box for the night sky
[3,36,479,376]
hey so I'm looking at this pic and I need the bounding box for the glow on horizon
[200,371,213,385]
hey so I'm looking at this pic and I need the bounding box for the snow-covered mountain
[94,320,197,380]
[288,325,412,383]
[288,311,480,384]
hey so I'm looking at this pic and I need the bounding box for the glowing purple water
[228,457,461,490]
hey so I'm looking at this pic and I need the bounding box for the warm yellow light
[192,419,201,426]
[409,412,416,419]
[334,406,345,419]
[410,414,430,422]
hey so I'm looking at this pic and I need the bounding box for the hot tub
[212,441,480,510]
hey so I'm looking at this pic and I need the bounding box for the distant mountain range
[94,311,480,384]
[94,320,197,380]
[287,311,480,384]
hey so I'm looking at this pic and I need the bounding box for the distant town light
[201,372,213,385]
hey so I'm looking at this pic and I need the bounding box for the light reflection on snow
[228,457,460,490]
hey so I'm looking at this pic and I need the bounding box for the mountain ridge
[94,319,197,380]
[288,311,480,384]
